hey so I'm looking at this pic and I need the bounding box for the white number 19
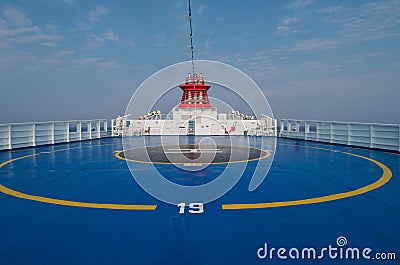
[177,202,204,214]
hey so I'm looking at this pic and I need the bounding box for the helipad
[115,144,270,164]
[0,137,398,264]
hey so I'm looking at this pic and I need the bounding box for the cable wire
[188,0,195,75]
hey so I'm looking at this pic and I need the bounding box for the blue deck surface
[0,137,398,264]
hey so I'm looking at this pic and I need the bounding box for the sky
[0,0,399,124]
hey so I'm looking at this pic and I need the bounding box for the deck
[0,137,398,264]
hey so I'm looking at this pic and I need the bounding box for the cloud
[63,0,74,6]
[127,38,135,48]
[70,57,119,69]
[215,17,225,23]
[282,17,299,25]
[0,18,8,28]
[342,1,400,38]
[3,6,31,26]
[197,4,205,14]
[88,5,110,22]
[276,26,290,31]
[317,0,400,46]
[289,38,344,51]
[274,0,400,52]
[288,0,313,9]
[76,22,92,32]
[276,16,300,35]
[152,33,167,47]
[204,40,211,50]
[213,49,281,80]
[302,61,322,70]
[0,6,62,49]
[41,57,63,67]
[45,23,59,32]
[175,1,183,9]
[104,30,119,42]
[86,34,104,48]
[0,25,61,47]
[317,6,346,14]
[41,41,58,47]
[276,25,290,32]
[0,48,36,69]
[54,50,75,57]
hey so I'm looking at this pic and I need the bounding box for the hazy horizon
[0,1,399,124]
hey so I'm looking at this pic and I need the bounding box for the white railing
[0,119,108,150]
[279,119,400,152]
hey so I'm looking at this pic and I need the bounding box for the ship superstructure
[112,73,276,137]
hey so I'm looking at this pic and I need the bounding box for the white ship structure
[112,73,277,137]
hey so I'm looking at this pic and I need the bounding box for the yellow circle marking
[115,145,271,165]
[0,153,156,211]
[222,150,392,210]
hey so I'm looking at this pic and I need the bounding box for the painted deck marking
[1,143,392,211]
[222,148,392,210]
[0,153,157,211]
[115,146,271,165]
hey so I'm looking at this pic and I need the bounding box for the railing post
[97,120,100,138]
[279,120,283,137]
[78,122,82,141]
[51,122,55,145]
[305,121,309,140]
[89,121,92,139]
[67,121,70,143]
[32,123,36,147]
[347,123,350,146]
[369,124,373,149]
[105,120,108,135]
[8,124,12,150]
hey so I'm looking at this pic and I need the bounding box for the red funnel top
[179,73,211,108]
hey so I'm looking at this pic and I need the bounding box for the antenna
[188,0,195,75]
